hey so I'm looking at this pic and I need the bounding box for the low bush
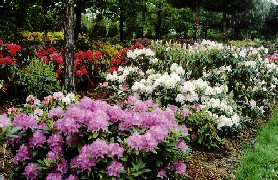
[0,39,21,93]
[14,58,62,100]
[1,92,190,179]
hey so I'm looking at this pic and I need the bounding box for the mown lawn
[236,106,278,180]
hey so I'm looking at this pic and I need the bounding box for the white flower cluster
[217,114,240,129]
[131,63,187,94]
[246,99,265,113]
[150,58,159,64]
[176,79,228,104]
[203,98,234,115]
[106,66,142,84]
[260,59,278,72]
[207,111,240,129]
[200,39,225,50]
[238,60,257,68]
[170,63,185,76]
[131,71,181,94]
[126,48,155,59]
[131,81,153,94]
[52,92,76,105]
[202,65,232,80]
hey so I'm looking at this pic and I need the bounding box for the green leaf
[66,135,71,140]
[7,126,21,135]
[81,176,90,179]
[71,164,78,169]
[150,148,157,154]
[131,171,144,176]
[110,137,114,143]
[86,154,93,158]
[32,151,38,157]
[120,156,128,162]
[44,158,51,167]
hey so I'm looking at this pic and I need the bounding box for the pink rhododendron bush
[1,92,190,179]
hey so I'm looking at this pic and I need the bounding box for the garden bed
[0,89,272,179]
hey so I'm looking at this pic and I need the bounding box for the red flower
[109,66,118,72]
[110,58,122,65]
[47,46,56,54]
[85,50,93,60]
[75,70,83,77]
[5,43,21,56]
[51,53,64,66]
[74,51,84,59]
[81,67,88,75]
[0,39,3,45]
[37,49,48,58]
[74,59,83,68]
[119,48,128,55]
[0,59,4,65]
[4,56,14,64]
[45,36,52,42]
[41,56,49,63]
[131,42,144,49]
[93,51,102,59]
[55,69,63,75]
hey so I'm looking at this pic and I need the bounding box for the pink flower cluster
[13,114,38,130]
[14,144,31,165]
[156,161,187,179]
[0,114,11,128]
[53,96,126,135]
[29,130,46,148]
[71,139,124,172]
[106,161,124,177]
[5,92,189,179]
[127,126,169,151]
[24,163,38,180]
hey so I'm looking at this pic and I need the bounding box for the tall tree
[74,0,82,41]
[64,0,75,93]
[168,0,203,42]
[203,0,248,42]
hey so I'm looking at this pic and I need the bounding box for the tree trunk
[140,0,147,37]
[119,0,124,43]
[120,13,124,43]
[74,0,82,41]
[64,0,75,93]
[204,11,208,39]
[222,11,228,44]
[195,0,201,43]
[156,3,162,39]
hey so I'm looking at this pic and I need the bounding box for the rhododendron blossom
[24,163,38,180]
[106,161,124,177]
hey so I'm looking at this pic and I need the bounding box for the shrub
[0,40,21,93]
[176,105,224,149]
[98,42,123,61]
[36,43,105,89]
[14,58,62,100]
[2,92,190,179]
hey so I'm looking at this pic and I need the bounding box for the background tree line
[0,0,277,43]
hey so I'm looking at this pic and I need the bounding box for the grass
[236,106,278,180]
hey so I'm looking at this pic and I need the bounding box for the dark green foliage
[14,58,62,100]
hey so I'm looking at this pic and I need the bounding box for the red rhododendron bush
[0,39,21,92]
[36,43,103,89]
